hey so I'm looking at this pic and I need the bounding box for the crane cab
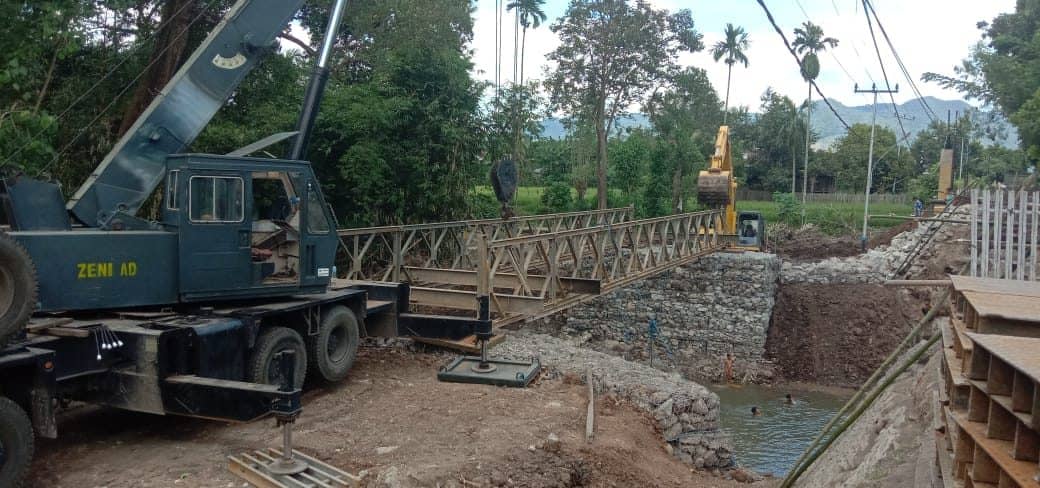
[165,154,339,301]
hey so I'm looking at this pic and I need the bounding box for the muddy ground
[769,222,914,261]
[765,283,921,388]
[29,346,768,488]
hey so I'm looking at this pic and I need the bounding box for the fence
[735,188,910,205]
[970,189,1040,281]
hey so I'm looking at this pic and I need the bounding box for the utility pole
[854,82,899,250]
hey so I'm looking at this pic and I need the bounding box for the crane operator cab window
[250,171,301,286]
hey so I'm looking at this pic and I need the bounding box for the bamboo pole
[780,287,951,486]
[781,332,941,487]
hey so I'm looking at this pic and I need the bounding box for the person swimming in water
[785,393,795,405]
[751,406,761,416]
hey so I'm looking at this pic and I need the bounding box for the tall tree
[546,0,702,209]
[508,0,547,87]
[710,23,749,124]
[647,67,723,211]
[506,0,547,163]
[792,21,837,206]
[924,2,1040,159]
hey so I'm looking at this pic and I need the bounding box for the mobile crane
[697,126,764,250]
[0,1,498,485]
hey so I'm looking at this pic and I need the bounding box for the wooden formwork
[937,277,1040,488]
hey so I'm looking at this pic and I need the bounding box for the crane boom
[67,0,306,227]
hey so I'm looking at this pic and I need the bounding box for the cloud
[469,0,1017,111]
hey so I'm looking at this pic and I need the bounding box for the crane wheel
[306,306,359,383]
[0,233,37,348]
[247,327,307,390]
[0,397,33,488]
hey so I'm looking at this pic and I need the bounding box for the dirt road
[29,346,763,487]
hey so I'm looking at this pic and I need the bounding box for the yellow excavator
[697,126,764,251]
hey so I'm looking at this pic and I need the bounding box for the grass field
[476,186,912,236]
[737,200,912,235]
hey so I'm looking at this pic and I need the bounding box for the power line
[863,0,939,124]
[755,0,853,132]
[34,0,223,177]
[792,0,858,85]
[1,0,213,170]
[861,0,909,144]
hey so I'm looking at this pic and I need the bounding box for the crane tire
[306,305,359,383]
[0,233,36,349]
[0,397,33,488]
[247,327,307,390]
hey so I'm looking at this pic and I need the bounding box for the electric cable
[33,0,223,178]
[0,0,213,170]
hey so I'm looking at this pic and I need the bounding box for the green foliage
[467,190,500,219]
[540,182,574,213]
[772,192,802,225]
[740,200,910,236]
[546,0,703,208]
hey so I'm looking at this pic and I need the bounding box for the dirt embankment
[29,346,764,488]
[769,222,915,261]
[765,283,921,388]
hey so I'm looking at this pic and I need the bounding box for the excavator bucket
[697,169,732,208]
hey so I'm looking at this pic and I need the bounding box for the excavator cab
[736,211,764,250]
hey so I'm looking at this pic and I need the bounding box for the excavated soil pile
[765,283,916,388]
[770,222,915,261]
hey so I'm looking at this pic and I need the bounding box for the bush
[772,192,802,225]
[541,182,574,213]
[467,191,500,219]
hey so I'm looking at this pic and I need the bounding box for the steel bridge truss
[336,207,725,330]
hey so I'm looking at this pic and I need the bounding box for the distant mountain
[539,97,1019,149]
[539,113,649,140]
[809,97,1017,149]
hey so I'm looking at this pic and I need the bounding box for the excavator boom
[66,0,306,227]
[697,126,737,233]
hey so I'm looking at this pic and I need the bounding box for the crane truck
[697,126,765,250]
[0,1,502,485]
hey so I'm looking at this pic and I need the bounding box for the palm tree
[506,0,546,160]
[793,21,838,211]
[711,23,750,125]
[507,0,547,87]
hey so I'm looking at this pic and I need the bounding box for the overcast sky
[471,0,1016,110]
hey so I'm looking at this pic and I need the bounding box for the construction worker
[913,197,924,217]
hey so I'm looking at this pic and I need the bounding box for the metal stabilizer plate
[437,356,541,387]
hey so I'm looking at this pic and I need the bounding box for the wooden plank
[968,333,1040,385]
[1017,191,1027,281]
[949,276,1040,298]
[24,317,74,331]
[586,368,595,443]
[962,292,1040,326]
[950,408,1039,487]
[982,188,991,278]
[405,267,602,295]
[414,333,505,354]
[972,188,979,277]
[1032,192,1039,281]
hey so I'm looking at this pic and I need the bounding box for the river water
[710,384,851,477]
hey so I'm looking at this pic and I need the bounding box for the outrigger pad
[437,356,540,387]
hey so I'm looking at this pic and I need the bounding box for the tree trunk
[802,81,812,218]
[672,157,683,213]
[513,8,520,84]
[595,109,608,210]
[723,63,732,125]
[118,0,195,136]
